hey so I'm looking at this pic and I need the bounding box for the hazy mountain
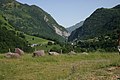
[68,5,120,41]
[66,21,84,33]
[0,0,69,43]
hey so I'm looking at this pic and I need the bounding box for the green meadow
[0,52,120,80]
[25,34,49,45]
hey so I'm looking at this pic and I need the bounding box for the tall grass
[0,52,120,80]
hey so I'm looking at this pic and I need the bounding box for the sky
[16,0,120,28]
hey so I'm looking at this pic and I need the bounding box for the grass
[0,52,120,80]
[25,34,49,44]
[0,14,14,30]
[35,44,61,52]
[25,34,62,52]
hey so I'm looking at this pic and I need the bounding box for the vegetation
[0,53,120,80]
[0,0,68,53]
[68,5,120,52]
[0,14,33,53]
[0,0,68,43]
[0,1,120,80]
[69,5,120,41]
[25,34,49,45]
[72,32,118,52]
[35,44,62,53]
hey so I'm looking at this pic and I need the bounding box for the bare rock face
[15,48,24,56]
[53,25,70,37]
[49,52,59,56]
[32,50,45,57]
[5,52,20,58]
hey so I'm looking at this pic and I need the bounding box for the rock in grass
[68,51,76,55]
[32,50,45,57]
[49,52,59,56]
[81,52,88,55]
[5,52,20,58]
[15,48,24,56]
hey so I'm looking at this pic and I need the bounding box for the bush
[47,41,53,45]
[50,46,61,53]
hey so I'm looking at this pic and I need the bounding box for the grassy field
[25,34,49,44]
[25,34,61,52]
[0,52,120,80]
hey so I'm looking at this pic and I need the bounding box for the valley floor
[0,52,120,80]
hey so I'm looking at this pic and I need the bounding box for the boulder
[49,52,59,56]
[68,51,76,55]
[5,52,20,58]
[32,50,45,57]
[81,52,88,55]
[15,48,24,56]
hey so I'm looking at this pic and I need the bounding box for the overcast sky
[17,0,120,28]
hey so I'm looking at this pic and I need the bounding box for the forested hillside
[69,5,120,41]
[68,5,120,52]
[0,0,69,43]
[0,13,32,53]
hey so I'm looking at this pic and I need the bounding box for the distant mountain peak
[66,21,84,33]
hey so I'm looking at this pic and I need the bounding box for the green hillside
[68,5,120,52]
[69,5,120,41]
[0,13,13,30]
[0,0,68,43]
[25,34,48,44]
[0,14,33,53]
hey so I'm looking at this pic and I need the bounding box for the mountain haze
[66,21,84,33]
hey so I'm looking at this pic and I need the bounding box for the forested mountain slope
[0,13,32,53]
[0,0,69,43]
[68,5,120,41]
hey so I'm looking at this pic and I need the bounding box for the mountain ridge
[66,21,84,33]
[0,0,69,43]
[68,4,120,41]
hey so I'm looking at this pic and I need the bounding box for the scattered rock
[49,52,59,56]
[68,51,76,55]
[15,48,24,56]
[81,52,88,55]
[5,52,20,58]
[32,50,45,57]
